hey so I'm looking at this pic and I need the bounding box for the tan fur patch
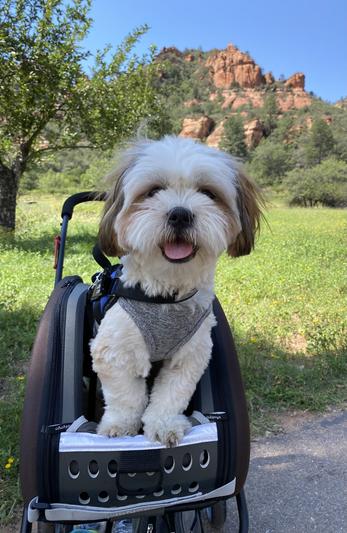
[98,141,151,257]
[228,170,265,257]
[98,174,126,257]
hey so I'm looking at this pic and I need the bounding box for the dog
[90,135,262,447]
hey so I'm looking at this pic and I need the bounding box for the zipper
[40,277,81,502]
[214,412,230,488]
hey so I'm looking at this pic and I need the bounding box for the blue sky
[83,0,346,103]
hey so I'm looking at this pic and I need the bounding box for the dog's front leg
[95,361,149,437]
[142,312,215,446]
[90,304,151,437]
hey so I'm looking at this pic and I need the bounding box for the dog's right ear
[228,169,264,258]
[98,141,151,257]
[98,169,126,257]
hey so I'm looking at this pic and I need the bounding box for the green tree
[285,158,347,207]
[220,115,248,159]
[330,110,347,163]
[261,93,279,136]
[248,140,290,186]
[304,119,335,166]
[269,114,295,144]
[0,0,160,229]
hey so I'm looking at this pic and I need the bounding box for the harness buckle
[89,271,109,301]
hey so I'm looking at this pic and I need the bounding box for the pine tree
[261,93,279,136]
[305,119,335,166]
[220,116,248,159]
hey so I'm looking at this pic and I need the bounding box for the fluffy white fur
[90,135,261,446]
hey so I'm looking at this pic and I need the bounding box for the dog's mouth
[161,239,198,263]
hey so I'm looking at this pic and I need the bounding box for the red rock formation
[179,116,215,139]
[244,119,264,147]
[157,46,183,60]
[276,89,312,111]
[264,72,275,85]
[221,89,264,110]
[185,53,195,62]
[221,93,237,109]
[206,121,226,148]
[284,72,305,89]
[183,99,201,108]
[206,117,263,150]
[206,43,265,89]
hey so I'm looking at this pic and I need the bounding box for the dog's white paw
[143,414,191,447]
[97,412,141,437]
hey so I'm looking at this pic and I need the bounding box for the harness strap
[92,243,111,270]
[89,264,198,324]
[109,282,197,304]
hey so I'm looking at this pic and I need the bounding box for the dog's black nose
[167,207,194,228]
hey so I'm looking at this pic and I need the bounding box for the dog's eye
[198,188,216,200]
[147,186,164,198]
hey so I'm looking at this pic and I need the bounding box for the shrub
[285,158,347,207]
[247,141,290,186]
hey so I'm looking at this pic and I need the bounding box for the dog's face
[99,136,262,267]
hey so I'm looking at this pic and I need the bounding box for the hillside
[155,43,346,151]
[23,42,347,207]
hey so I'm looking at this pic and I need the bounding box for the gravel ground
[213,408,347,533]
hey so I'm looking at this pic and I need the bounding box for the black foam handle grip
[61,191,107,219]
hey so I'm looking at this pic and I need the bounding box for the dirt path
[220,408,347,532]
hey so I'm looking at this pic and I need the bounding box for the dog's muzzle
[162,207,197,263]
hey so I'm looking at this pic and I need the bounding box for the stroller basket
[20,192,250,531]
[28,419,237,523]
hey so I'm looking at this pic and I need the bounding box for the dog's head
[99,136,263,267]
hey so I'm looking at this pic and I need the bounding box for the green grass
[0,193,346,524]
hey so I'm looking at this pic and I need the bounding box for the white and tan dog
[90,135,262,446]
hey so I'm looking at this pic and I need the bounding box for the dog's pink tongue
[164,242,193,260]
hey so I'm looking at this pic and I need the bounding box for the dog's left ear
[228,169,264,257]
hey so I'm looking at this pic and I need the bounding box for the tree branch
[29,143,95,159]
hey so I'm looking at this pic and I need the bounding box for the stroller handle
[55,191,107,286]
[61,191,107,220]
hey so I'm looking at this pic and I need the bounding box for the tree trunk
[0,165,18,230]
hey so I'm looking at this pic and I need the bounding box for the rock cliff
[206,44,265,88]
[157,43,315,149]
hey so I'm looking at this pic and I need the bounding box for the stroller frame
[20,192,250,533]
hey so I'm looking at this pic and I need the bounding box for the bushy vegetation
[285,158,347,207]
[220,115,248,159]
[246,108,347,205]
[150,50,347,208]
[246,141,290,186]
[14,40,347,209]
[21,148,116,193]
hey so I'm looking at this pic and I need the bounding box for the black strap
[110,280,197,304]
[116,450,163,496]
[92,243,112,270]
[89,264,198,324]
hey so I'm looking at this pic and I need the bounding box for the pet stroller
[20,192,250,533]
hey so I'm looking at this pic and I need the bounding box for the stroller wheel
[205,501,227,529]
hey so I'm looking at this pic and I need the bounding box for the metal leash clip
[89,271,109,301]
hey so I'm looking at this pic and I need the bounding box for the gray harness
[118,297,212,362]
[89,264,211,361]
